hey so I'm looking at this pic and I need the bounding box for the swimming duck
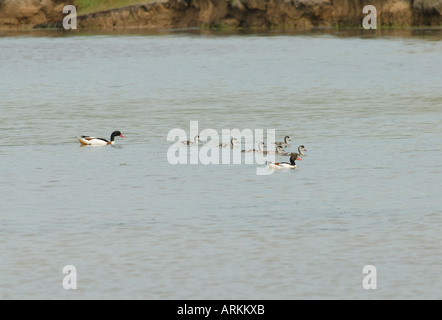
[274,136,291,147]
[219,138,238,148]
[183,135,201,145]
[263,145,286,155]
[77,131,125,146]
[298,145,307,155]
[266,153,302,170]
[281,145,307,156]
[242,142,266,153]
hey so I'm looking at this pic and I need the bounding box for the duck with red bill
[77,131,125,146]
[267,153,302,170]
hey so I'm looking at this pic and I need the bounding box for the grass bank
[74,0,157,15]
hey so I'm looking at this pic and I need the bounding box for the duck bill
[297,157,302,161]
[120,135,126,138]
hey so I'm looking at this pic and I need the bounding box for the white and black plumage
[274,136,291,147]
[281,145,307,156]
[183,135,201,145]
[266,153,302,170]
[241,142,266,153]
[77,131,125,146]
[220,138,238,148]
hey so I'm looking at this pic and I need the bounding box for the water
[0,29,441,299]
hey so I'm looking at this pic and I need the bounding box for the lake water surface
[0,29,441,299]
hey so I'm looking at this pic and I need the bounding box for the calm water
[0,29,441,299]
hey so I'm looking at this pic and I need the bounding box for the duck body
[267,162,297,170]
[263,145,285,156]
[267,153,302,170]
[77,131,125,146]
[183,135,201,145]
[274,136,291,147]
[220,138,238,148]
[242,142,266,153]
[281,145,307,157]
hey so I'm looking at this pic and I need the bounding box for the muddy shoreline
[0,0,441,30]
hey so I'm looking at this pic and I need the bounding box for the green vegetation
[74,0,157,15]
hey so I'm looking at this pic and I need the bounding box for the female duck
[77,131,125,146]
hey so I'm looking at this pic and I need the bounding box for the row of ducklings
[184,135,306,170]
[185,135,306,155]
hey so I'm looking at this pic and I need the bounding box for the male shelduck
[77,131,125,146]
[266,153,302,170]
